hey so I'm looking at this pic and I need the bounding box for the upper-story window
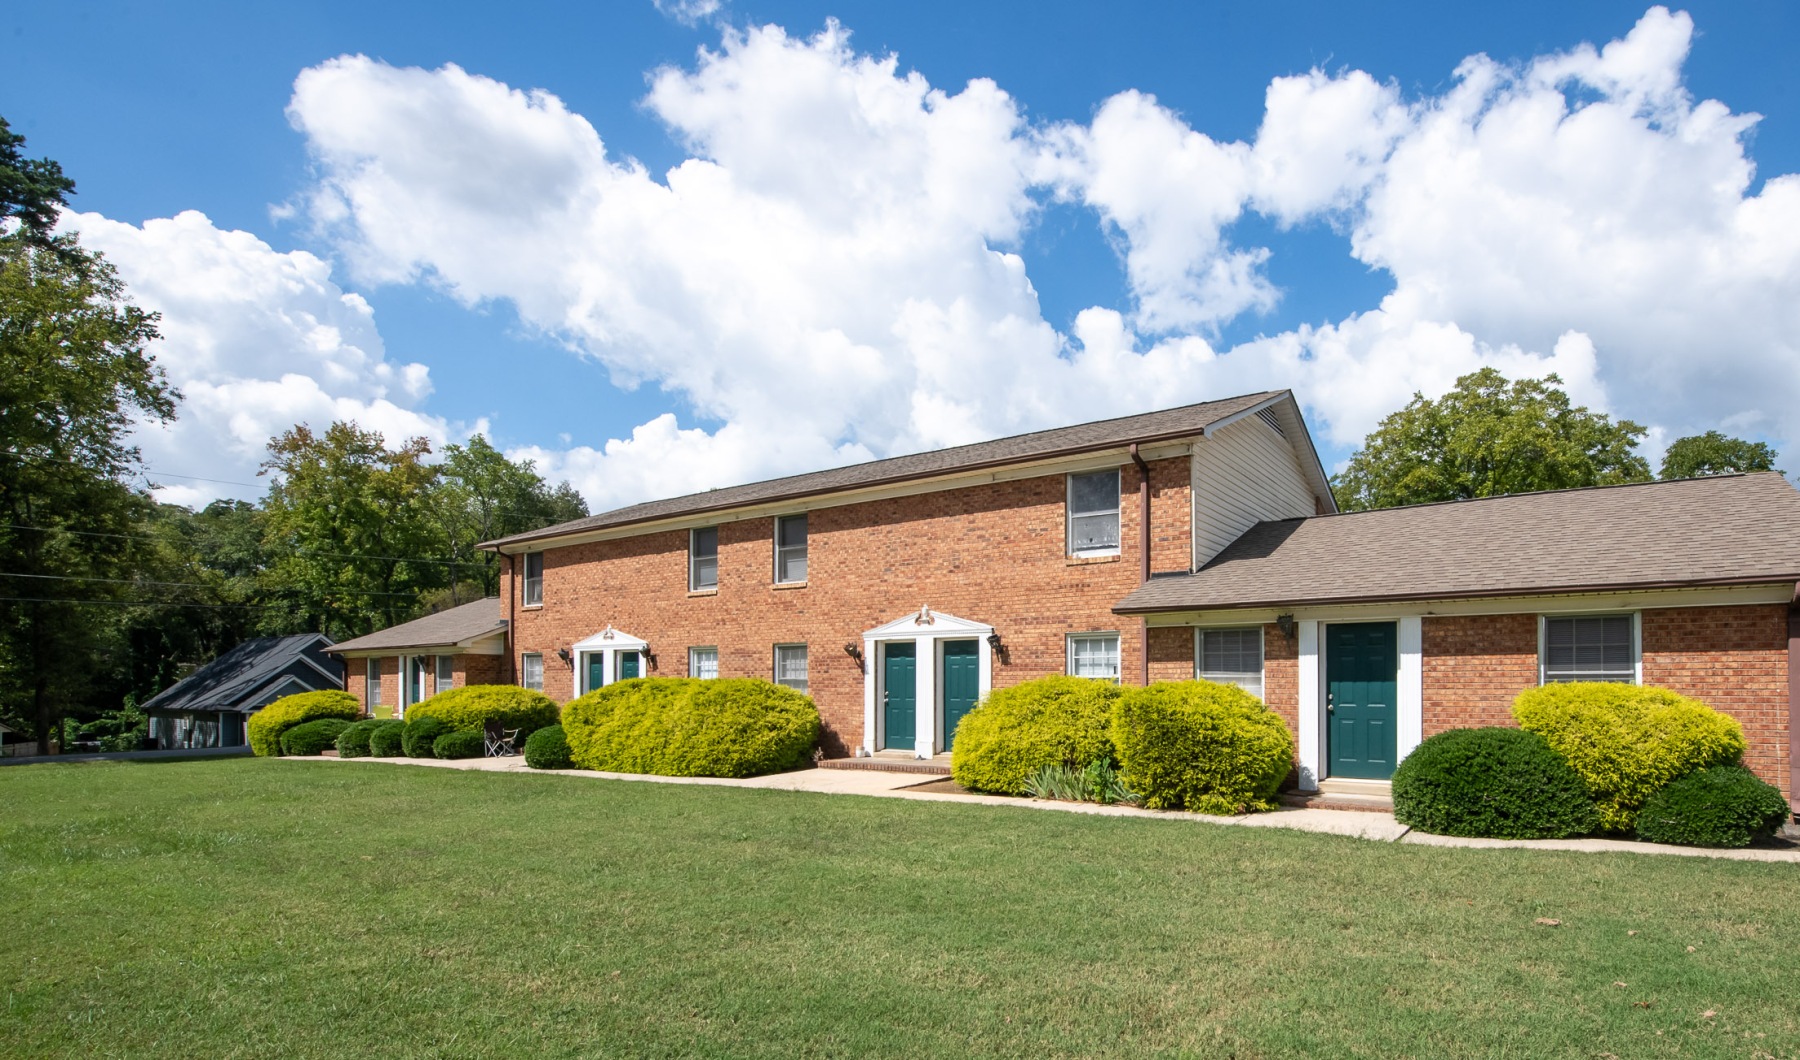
[775,514,808,584]
[690,527,719,591]
[1198,628,1264,698]
[1067,469,1121,556]
[521,552,543,607]
[1542,614,1638,684]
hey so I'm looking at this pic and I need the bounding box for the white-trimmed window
[775,514,808,584]
[774,644,808,693]
[690,647,719,680]
[1542,614,1639,684]
[434,654,454,691]
[1067,633,1121,682]
[521,552,544,607]
[520,652,544,692]
[366,659,382,706]
[1198,627,1264,697]
[1067,469,1122,556]
[690,527,719,591]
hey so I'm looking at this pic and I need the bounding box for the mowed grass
[1,760,1796,1059]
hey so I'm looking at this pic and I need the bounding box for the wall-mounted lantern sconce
[643,646,657,671]
[986,631,1009,664]
[556,647,572,668]
[1276,614,1296,640]
[843,642,865,673]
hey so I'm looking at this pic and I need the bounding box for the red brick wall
[1642,604,1791,798]
[343,653,504,716]
[504,456,1191,754]
[1262,623,1299,739]
[1147,626,1192,683]
[1422,614,1539,735]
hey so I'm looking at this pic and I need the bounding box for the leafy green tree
[431,435,588,600]
[0,115,76,242]
[1333,368,1652,511]
[1658,431,1780,480]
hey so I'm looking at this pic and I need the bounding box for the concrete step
[1280,790,1395,813]
[818,756,952,776]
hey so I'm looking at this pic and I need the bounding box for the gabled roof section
[328,598,508,654]
[483,390,1303,551]
[1115,473,1800,614]
[142,633,341,715]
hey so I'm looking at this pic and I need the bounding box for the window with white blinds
[1067,633,1121,682]
[520,653,544,692]
[435,654,454,690]
[1542,614,1637,683]
[1066,470,1121,556]
[690,647,719,680]
[774,645,808,692]
[366,659,382,706]
[1199,628,1264,698]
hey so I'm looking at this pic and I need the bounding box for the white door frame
[861,607,994,758]
[571,626,650,695]
[1296,616,1422,791]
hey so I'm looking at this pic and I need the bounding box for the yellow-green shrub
[1110,680,1294,814]
[247,690,359,757]
[404,685,558,736]
[561,677,819,778]
[1512,682,1746,832]
[950,675,1120,795]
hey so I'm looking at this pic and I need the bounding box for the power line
[0,522,484,568]
[0,594,297,611]
[0,571,424,598]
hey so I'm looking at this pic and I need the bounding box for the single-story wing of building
[327,597,509,718]
[142,633,344,749]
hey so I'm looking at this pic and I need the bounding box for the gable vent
[1255,407,1285,437]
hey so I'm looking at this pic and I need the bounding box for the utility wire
[0,571,425,598]
[0,595,302,611]
[0,522,488,568]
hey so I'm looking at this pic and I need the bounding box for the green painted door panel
[586,655,605,693]
[883,643,916,751]
[619,652,641,680]
[941,640,980,750]
[1326,622,1398,780]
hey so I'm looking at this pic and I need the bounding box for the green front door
[1326,622,1398,779]
[883,643,916,751]
[941,640,979,751]
[586,654,605,693]
[618,652,641,680]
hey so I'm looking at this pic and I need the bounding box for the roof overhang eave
[1112,573,1800,615]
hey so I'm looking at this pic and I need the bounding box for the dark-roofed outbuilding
[142,634,343,749]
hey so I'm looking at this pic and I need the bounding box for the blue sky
[6,2,1797,507]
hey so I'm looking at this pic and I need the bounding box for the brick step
[1279,791,1395,813]
[818,757,952,776]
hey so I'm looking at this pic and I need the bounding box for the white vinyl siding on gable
[1190,411,1317,569]
[1198,627,1264,698]
[1067,470,1121,556]
[1542,614,1638,684]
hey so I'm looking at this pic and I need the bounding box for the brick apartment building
[336,390,1800,807]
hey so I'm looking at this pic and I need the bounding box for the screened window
[521,552,544,607]
[690,527,719,591]
[366,659,382,706]
[690,647,719,680]
[1067,633,1121,682]
[775,514,808,584]
[1199,628,1264,698]
[435,654,454,691]
[520,653,544,692]
[774,644,808,693]
[1543,615,1636,683]
[1067,470,1121,555]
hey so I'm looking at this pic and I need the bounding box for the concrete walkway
[306,755,1800,863]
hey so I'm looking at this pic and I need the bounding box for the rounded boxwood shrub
[1513,683,1746,832]
[367,719,407,758]
[1110,680,1294,814]
[1635,766,1791,848]
[561,677,819,778]
[432,729,486,760]
[280,717,352,756]
[950,675,1120,795]
[247,690,359,757]
[333,718,388,759]
[404,684,559,736]
[524,724,573,770]
[401,716,450,758]
[1392,727,1600,839]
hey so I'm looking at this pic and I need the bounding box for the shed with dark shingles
[142,633,344,749]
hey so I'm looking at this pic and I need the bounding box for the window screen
[1543,615,1635,683]
[690,647,719,680]
[1199,628,1264,698]
[1067,470,1121,555]
[775,514,808,583]
[690,527,719,591]
[520,653,544,692]
[774,644,808,693]
[366,659,382,706]
[1068,634,1121,681]
[521,552,544,606]
[435,654,454,690]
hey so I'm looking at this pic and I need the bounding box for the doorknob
[1326,691,1334,714]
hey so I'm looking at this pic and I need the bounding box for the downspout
[1788,581,1799,818]
[1130,443,1152,687]
[507,552,518,685]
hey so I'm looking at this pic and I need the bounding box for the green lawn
[2,760,1796,1059]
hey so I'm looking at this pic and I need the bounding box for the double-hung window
[1542,614,1637,683]
[690,527,719,591]
[774,644,808,693]
[1067,470,1121,556]
[1067,633,1121,682]
[434,654,454,692]
[520,652,544,692]
[1198,628,1264,698]
[521,552,544,607]
[775,514,808,584]
[690,647,719,680]
[366,659,382,707]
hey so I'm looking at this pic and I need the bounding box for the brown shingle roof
[483,390,1291,549]
[327,598,507,653]
[1115,473,1800,614]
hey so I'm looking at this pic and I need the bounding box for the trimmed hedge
[404,685,559,736]
[280,717,352,756]
[432,729,486,760]
[524,724,573,770]
[1111,680,1294,814]
[333,718,387,758]
[562,677,820,778]
[367,720,406,758]
[1636,766,1791,848]
[402,716,450,759]
[1513,682,1746,831]
[247,690,359,757]
[950,676,1120,795]
[1392,727,1600,839]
